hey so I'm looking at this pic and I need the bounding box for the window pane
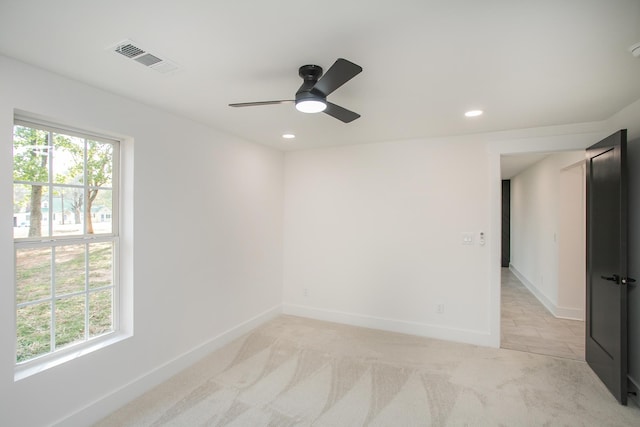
[13,184,50,238]
[16,247,51,304]
[89,189,112,234]
[55,245,86,296]
[87,140,113,188]
[89,289,113,337]
[89,242,113,289]
[52,186,84,236]
[55,295,85,349]
[13,184,31,238]
[16,302,51,363]
[13,125,50,184]
[52,134,83,184]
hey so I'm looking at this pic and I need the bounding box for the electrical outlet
[303,288,309,297]
[436,303,445,314]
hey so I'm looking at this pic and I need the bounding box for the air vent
[110,39,179,74]
[115,43,145,58]
[134,53,162,66]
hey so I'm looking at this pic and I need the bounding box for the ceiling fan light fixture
[295,99,327,113]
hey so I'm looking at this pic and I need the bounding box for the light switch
[462,233,474,245]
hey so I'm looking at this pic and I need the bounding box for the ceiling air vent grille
[134,53,162,66]
[110,39,178,74]
[115,43,145,58]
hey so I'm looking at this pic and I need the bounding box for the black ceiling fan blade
[312,58,362,96]
[324,102,360,123]
[229,100,294,107]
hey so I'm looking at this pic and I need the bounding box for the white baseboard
[554,305,584,321]
[509,265,584,321]
[509,265,556,314]
[282,303,494,347]
[55,305,282,427]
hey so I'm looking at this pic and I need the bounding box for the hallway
[501,268,585,360]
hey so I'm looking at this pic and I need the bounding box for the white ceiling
[1,1,640,151]
[501,152,552,179]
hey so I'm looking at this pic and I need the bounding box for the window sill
[14,331,132,382]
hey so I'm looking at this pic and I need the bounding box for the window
[13,119,119,365]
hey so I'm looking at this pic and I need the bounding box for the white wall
[0,55,284,426]
[557,161,586,318]
[509,151,585,319]
[283,138,493,344]
[282,127,608,348]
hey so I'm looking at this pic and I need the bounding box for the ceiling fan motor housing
[296,89,326,103]
[296,65,327,107]
[297,65,324,96]
[298,64,323,81]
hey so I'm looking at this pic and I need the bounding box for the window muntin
[13,120,119,364]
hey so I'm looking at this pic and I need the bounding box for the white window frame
[13,117,124,379]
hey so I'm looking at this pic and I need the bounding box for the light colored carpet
[96,315,640,426]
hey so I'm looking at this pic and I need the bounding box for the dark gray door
[586,129,629,404]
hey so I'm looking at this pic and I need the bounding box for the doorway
[499,151,585,360]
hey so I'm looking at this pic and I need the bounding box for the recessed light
[282,133,296,139]
[465,110,483,117]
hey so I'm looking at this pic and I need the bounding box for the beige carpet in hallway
[96,315,640,426]
[501,268,585,360]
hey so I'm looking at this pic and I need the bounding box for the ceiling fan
[229,58,363,123]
